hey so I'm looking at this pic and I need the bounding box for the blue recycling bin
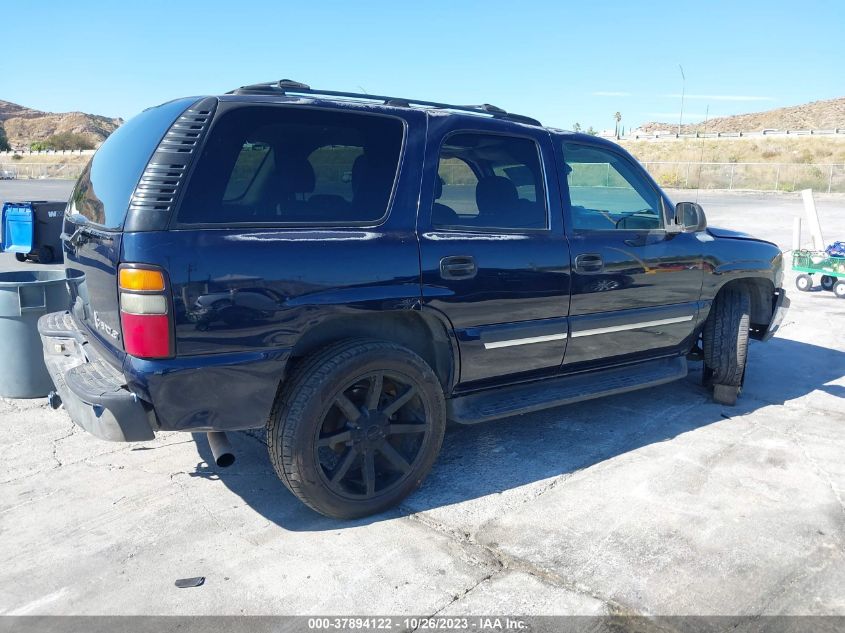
[1,201,66,264]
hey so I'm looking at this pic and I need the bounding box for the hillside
[0,100,122,150]
[638,96,845,134]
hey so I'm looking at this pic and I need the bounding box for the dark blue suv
[39,80,788,518]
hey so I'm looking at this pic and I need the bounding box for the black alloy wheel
[314,370,431,499]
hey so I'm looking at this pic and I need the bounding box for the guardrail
[608,129,845,141]
[0,149,95,156]
[641,161,845,193]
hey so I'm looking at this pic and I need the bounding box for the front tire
[833,280,845,299]
[703,287,750,403]
[267,339,446,519]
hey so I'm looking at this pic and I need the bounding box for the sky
[4,0,844,132]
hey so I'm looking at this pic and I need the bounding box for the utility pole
[678,64,686,136]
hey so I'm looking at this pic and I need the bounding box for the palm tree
[614,112,622,138]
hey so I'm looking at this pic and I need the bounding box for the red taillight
[118,265,173,359]
[120,313,171,358]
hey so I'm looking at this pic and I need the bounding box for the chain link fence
[641,161,845,193]
[0,161,87,180]
[3,158,845,195]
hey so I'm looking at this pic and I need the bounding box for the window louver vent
[158,108,212,153]
[128,106,213,216]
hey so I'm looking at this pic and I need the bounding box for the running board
[448,356,688,425]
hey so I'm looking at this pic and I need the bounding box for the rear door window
[178,107,404,225]
[432,133,548,231]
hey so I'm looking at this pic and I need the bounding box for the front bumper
[761,288,789,342]
[38,311,156,442]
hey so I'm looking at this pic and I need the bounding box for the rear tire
[834,280,845,299]
[703,287,750,403]
[14,253,26,263]
[795,274,812,292]
[267,339,446,519]
[820,275,836,291]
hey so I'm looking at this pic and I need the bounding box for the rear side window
[432,133,547,231]
[178,107,403,225]
[69,98,197,229]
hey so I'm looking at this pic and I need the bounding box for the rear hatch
[63,97,203,364]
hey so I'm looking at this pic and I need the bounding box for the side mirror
[673,201,707,233]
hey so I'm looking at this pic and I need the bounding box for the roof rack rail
[227,79,542,126]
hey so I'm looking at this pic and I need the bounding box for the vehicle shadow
[191,335,843,531]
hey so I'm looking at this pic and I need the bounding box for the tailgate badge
[93,311,120,340]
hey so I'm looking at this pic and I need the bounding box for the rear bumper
[761,288,789,342]
[38,311,156,442]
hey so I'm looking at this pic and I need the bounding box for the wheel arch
[709,276,775,338]
[288,310,458,394]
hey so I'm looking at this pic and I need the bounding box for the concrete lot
[0,181,844,617]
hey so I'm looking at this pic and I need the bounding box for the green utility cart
[792,249,845,298]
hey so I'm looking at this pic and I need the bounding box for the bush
[657,169,685,188]
[30,132,94,151]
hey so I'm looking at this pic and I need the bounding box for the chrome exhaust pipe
[207,431,235,467]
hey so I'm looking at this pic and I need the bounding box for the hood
[707,226,777,247]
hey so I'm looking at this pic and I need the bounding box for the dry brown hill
[0,100,122,150]
[638,96,845,134]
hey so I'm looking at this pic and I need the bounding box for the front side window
[432,133,548,231]
[562,142,663,231]
[179,107,403,225]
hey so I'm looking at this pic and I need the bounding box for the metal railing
[608,129,845,141]
[0,149,95,156]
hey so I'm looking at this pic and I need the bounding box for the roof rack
[227,79,542,126]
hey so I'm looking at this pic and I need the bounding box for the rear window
[178,106,404,225]
[68,98,197,229]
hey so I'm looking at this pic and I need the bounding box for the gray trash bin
[0,269,85,398]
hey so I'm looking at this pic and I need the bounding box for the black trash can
[1,201,66,264]
[0,269,84,398]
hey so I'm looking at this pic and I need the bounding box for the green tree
[30,132,94,151]
[586,126,598,136]
[614,112,622,138]
[572,122,582,132]
[0,124,9,152]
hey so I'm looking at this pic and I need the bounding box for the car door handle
[574,253,604,273]
[440,256,477,280]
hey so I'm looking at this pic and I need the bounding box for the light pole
[678,64,686,136]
